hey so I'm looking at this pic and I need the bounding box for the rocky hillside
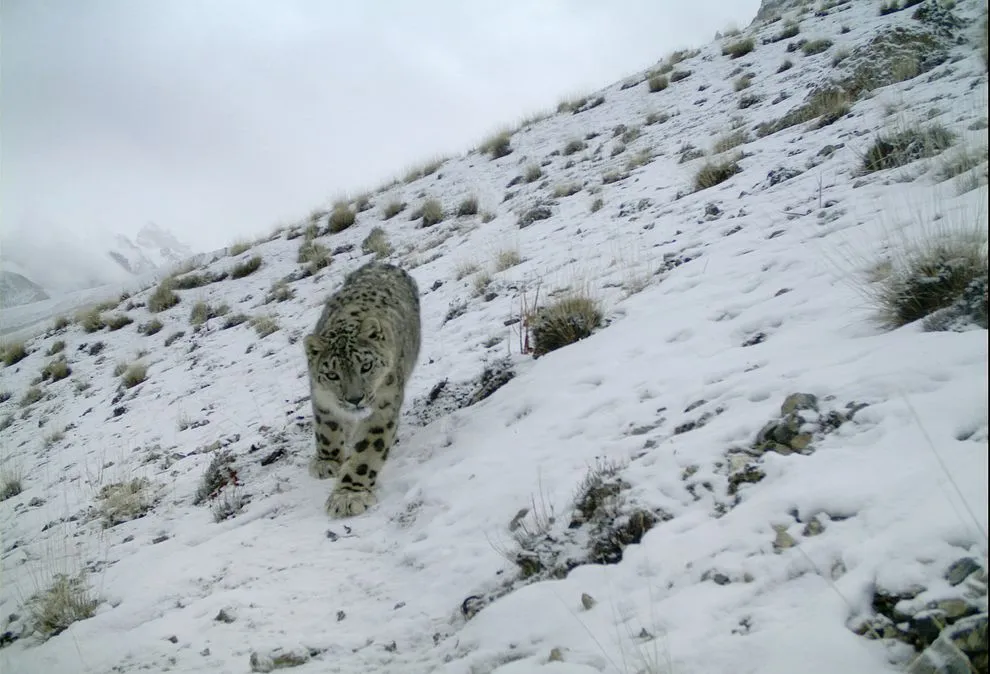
[1,1,987,673]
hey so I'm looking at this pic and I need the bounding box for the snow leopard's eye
[325,370,340,381]
[360,361,373,374]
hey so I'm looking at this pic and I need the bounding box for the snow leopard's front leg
[309,404,349,480]
[325,402,400,518]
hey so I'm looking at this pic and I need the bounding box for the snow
[1,1,987,673]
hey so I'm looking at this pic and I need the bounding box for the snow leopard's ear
[304,334,327,361]
[362,317,385,342]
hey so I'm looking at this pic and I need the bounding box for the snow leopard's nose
[345,395,365,407]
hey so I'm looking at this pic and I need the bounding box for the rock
[727,464,765,495]
[215,608,236,623]
[249,647,311,672]
[772,524,796,552]
[802,516,825,537]
[548,647,564,662]
[580,593,596,610]
[781,393,818,415]
[936,598,977,620]
[767,167,801,186]
[908,613,988,674]
[517,205,552,228]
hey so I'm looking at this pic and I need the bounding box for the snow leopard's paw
[309,458,340,480]
[326,488,377,518]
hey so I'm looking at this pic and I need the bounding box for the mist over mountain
[0,221,194,303]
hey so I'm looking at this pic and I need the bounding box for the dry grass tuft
[2,341,28,366]
[694,156,742,191]
[229,255,263,279]
[361,227,393,258]
[147,280,180,313]
[530,293,603,357]
[328,203,357,233]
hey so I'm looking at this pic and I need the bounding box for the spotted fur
[303,262,421,517]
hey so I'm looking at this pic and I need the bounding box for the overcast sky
[2,0,760,259]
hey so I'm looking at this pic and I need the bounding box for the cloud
[1,0,760,257]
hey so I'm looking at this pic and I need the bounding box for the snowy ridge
[1,1,987,673]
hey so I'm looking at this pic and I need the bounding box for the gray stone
[781,393,818,416]
[945,557,982,586]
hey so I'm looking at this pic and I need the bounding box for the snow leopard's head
[304,317,394,417]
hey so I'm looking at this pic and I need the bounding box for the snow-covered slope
[0,271,49,309]
[1,2,987,673]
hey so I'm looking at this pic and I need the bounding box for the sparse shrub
[171,270,223,290]
[77,308,105,333]
[734,74,753,91]
[20,385,43,407]
[480,129,513,159]
[602,170,629,184]
[297,240,331,273]
[265,279,295,304]
[472,271,493,297]
[563,139,587,155]
[0,390,10,403]
[722,37,755,58]
[96,478,153,527]
[147,280,180,313]
[935,145,988,182]
[46,340,66,356]
[494,248,522,272]
[328,203,357,233]
[421,158,443,176]
[164,331,185,347]
[190,301,229,326]
[590,198,604,213]
[141,318,164,335]
[250,314,280,338]
[104,314,133,331]
[87,341,105,356]
[420,198,445,227]
[382,200,406,219]
[41,357,71,382]
[52,316,71,331]
[776,21,800,41]
[801,38,833,55]
[454,261,479,280]
[457,196,479,216]
[222,313,249,329]
[611,143,626,157]
[879,1,901,15]
[670,69,691,82]
[712,129,749,153]
[530,294,603,357]
[647,74,669,92]
[645,111,669,125]
[28,573,98,639]
[353,193,372,212]
[227,240,252,256]
[120,362,147,388]
[553,183,581,198]
[694,157,742,191]
[1,465,22,501]
[831,48,851,66]
[3,341,28,366]
[194,449,237,505]
[778,59,794,73]
[862,124,955,173]
[524,165,543,183]
[230,255,263,279]
[0,415,13,432]
[867,226,987,329]
[361,227,392,258]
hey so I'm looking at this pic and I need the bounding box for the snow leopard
[303,262,421,518]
